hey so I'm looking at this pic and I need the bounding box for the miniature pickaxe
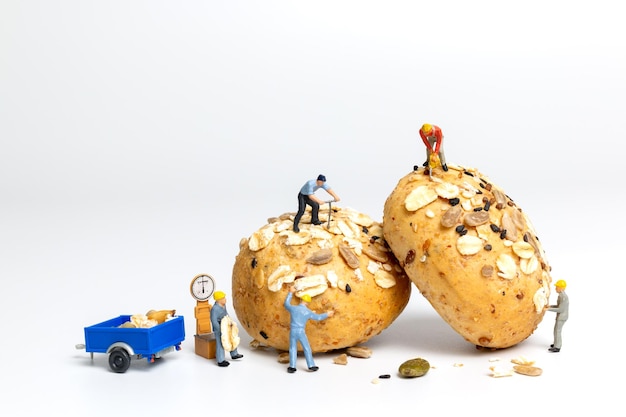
[325,200,335,229]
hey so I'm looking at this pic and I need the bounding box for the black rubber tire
[108,348,131,373]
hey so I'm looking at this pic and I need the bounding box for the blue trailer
[78,315,185,373]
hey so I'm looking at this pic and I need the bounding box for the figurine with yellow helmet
[210,290,244,366]
[284,284,334,373]
[547,279,569,352]
[418,123,448,173]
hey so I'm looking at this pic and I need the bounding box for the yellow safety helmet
[301,294,312,303]
[214,290,226,300]
[421,123,433,134]
[555,280,567,289]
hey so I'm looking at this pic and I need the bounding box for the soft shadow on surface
[368,307,473,355]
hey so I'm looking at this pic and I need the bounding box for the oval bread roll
[232,206,412,353]
[383,164,553,349]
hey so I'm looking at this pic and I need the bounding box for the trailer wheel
[108,348,131,373]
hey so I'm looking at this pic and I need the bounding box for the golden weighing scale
[189,273,217,359]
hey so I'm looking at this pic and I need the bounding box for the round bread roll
[232,206,412,353]
[383,164,553,349]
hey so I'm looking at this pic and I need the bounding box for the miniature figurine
[547,280,569,352]
[293,174,341,233]
[284,286,334,373]
[210,291,243,367]
[419,123,448,172]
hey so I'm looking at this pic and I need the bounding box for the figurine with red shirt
[419,123,448,172]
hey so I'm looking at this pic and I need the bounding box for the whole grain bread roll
[383,164,553,349]
[232,206,411,353]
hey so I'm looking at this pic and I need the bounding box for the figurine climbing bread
[284,285,334,373]
[547,280,569,352]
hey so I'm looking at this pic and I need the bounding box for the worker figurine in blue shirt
[293,174,340,233]
[547,280,569,352]
[210,291,243,367]
[284,286,334,373]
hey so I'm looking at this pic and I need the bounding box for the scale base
[194,333,216,359]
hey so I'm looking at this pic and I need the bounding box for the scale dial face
[190,274,216,301]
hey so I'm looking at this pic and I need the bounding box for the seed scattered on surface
[449,197,460,206]
[398,358,430,378]
[481,265,494,277]
[493,189,507,208]
[347,346,373,358]
[251,258,257,268]
[333,353,348,365]
[379,374,391,379]
[405,249,416,264]
[362,243,389,263]
[484,244,492,251]
[306,248,333,265]
[345,283,352,293]
[464,211,490,227]
[499,229,507,239]
[513,365,543,376]
[260,331,268,339]
[338,243,360,269]
[484,200,491,211]
[490,224,500,233]
[441,205,462,228]
[463,171,474,177]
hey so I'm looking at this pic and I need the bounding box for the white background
[1,1,624,415]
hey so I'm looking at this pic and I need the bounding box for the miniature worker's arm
[309,194,326,205]
[284,287,295,308]
[327,189,340,203]
[548,294,564,312]
[433,129,444,153]
[419,130,431,149]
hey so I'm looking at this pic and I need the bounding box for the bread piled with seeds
[232,206,412,353]
[382,164,552,349]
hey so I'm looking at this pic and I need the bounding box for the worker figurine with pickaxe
[293,174,341,233]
